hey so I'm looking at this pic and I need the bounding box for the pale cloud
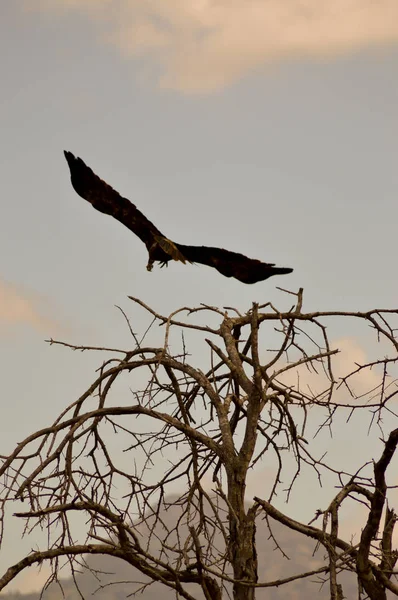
[277,336,390,405]
[24,0,398,91]
[0,280,58,335]
[7,564,52,594]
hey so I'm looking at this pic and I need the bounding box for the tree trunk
[228,473,258,600]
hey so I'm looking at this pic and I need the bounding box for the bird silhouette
[64,151,293,284]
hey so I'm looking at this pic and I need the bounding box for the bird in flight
[64,151,293,284]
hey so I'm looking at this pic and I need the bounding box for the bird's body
[64,151,293,284]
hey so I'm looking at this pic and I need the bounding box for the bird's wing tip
[279,268,294,275]
[64,151,81,170]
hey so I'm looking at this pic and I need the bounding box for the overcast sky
[1,1,398,593]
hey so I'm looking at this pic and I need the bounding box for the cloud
[276,336,390,406]
[7,564,52,594]
[0,280,59,335]
[24,0,398,91]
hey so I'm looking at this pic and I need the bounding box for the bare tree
[1,288,398,600]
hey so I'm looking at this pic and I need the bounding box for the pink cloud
[0,280,58,335]
[24,0,398,91]
[6,564,52,594]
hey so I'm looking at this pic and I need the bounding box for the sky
[1,0,398,593]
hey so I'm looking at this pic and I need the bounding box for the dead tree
[1,288,398,599]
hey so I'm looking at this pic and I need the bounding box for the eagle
[64,151,293,284]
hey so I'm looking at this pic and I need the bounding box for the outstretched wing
[176,244,293,284]
[64,151,163,249]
